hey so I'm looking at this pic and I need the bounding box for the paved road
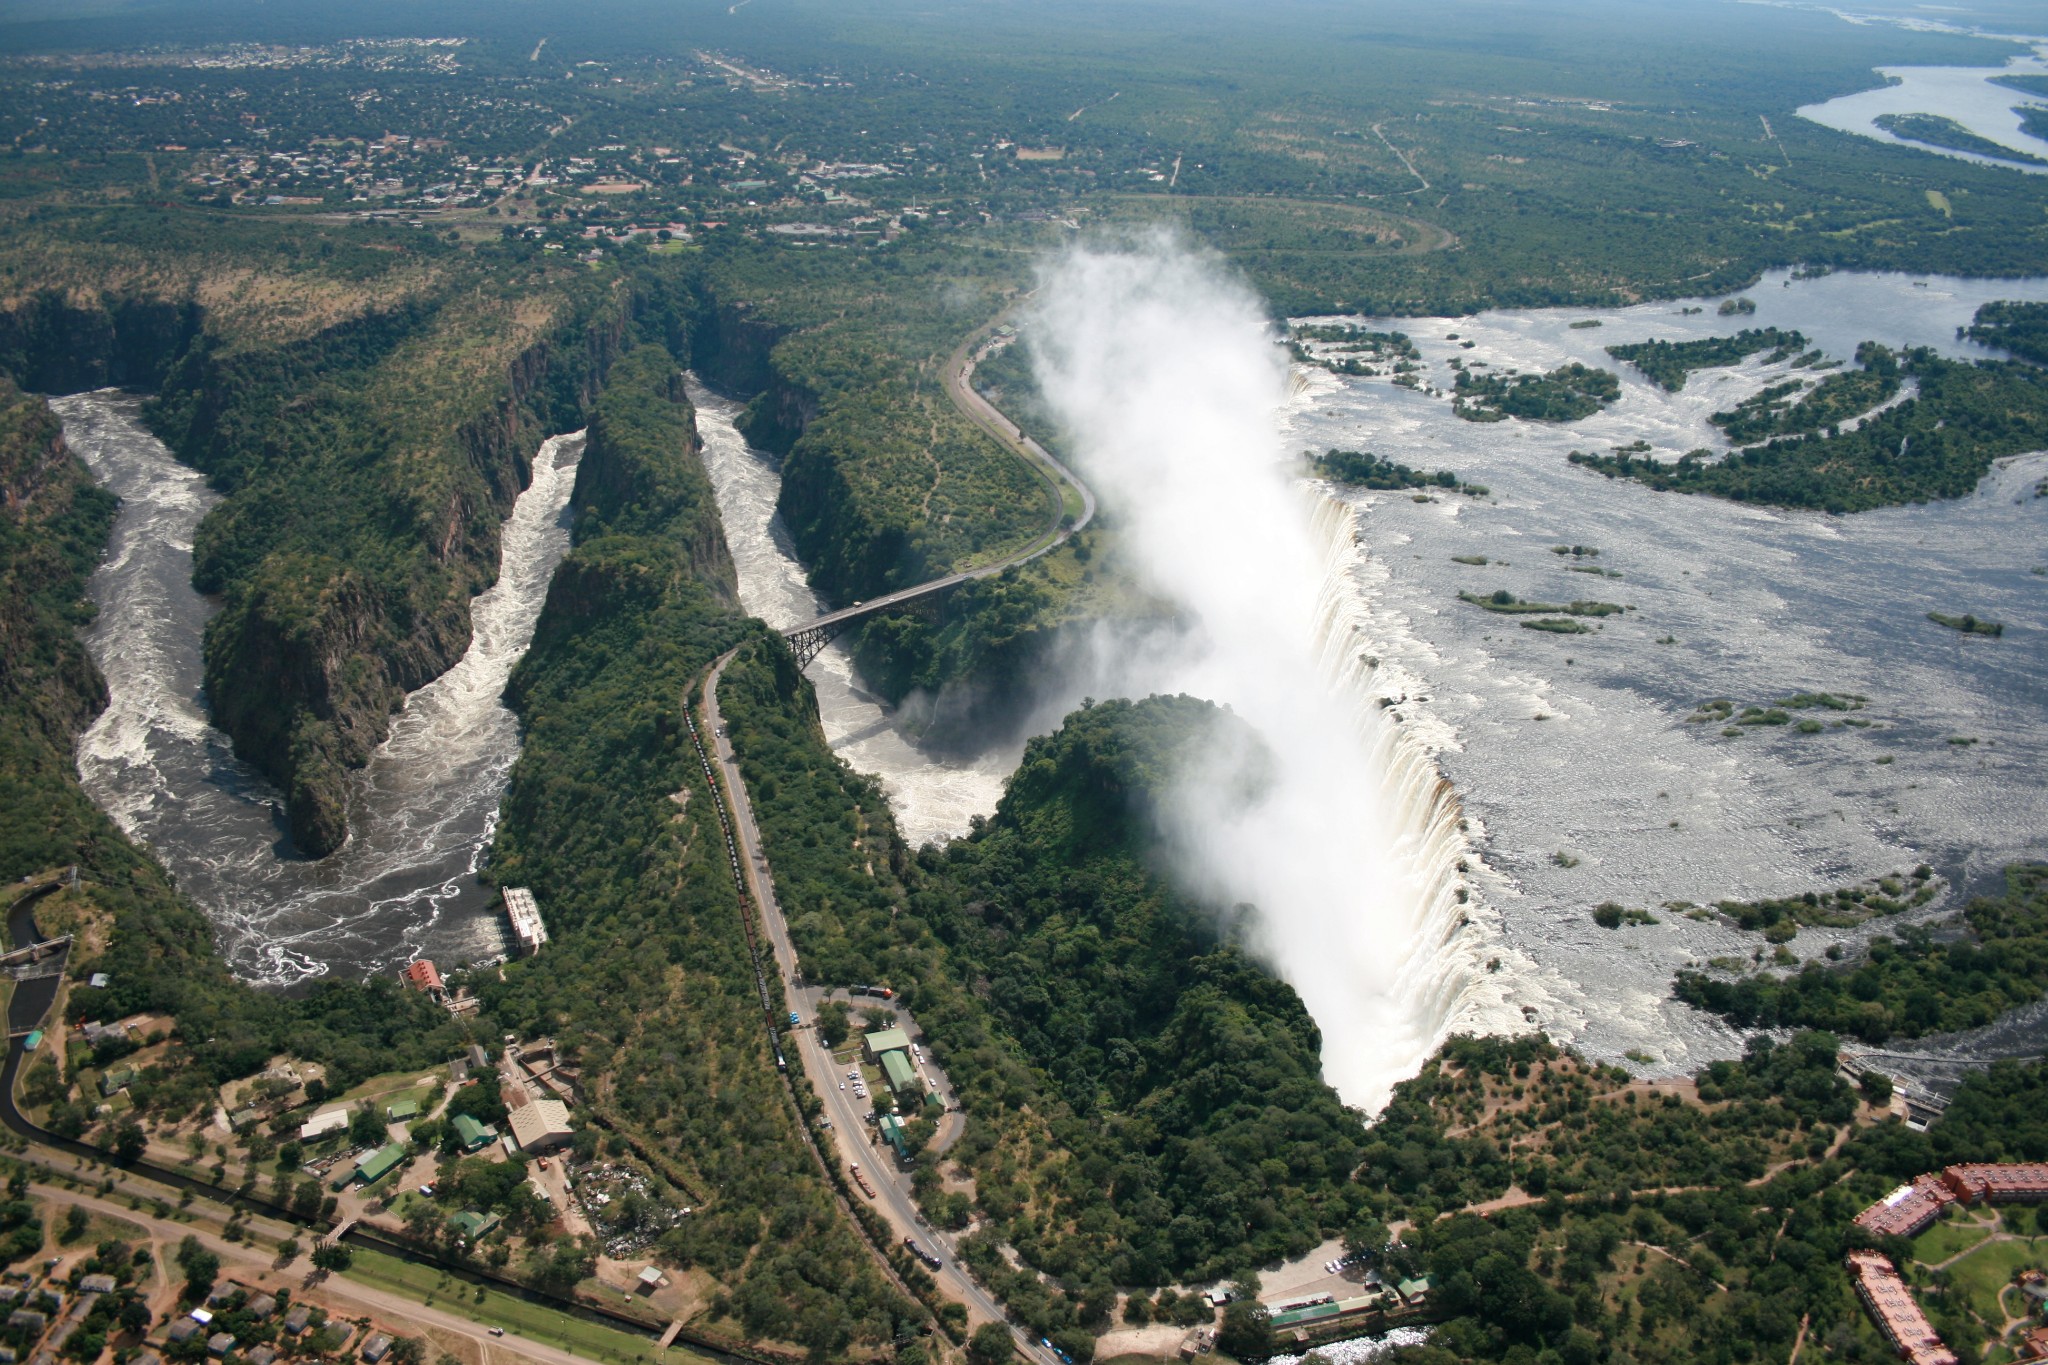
[700,658,1055,1365]
[28,1180,630,1365]
[779,312,1095,655]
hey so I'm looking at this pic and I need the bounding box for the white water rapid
[65,389,583,983]
[687,375,1017,849]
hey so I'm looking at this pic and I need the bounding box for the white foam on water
[63,389,583,984]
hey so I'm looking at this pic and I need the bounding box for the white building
[504,887,548,955]
[298,1108,349,1141]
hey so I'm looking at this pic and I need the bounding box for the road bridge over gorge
[781,316,1095,668]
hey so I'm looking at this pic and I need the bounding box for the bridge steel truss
[783,584,950,669]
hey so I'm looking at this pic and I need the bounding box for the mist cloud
[1028,232,1482,1111]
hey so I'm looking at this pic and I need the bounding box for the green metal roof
[880,1049,917,1091]
[355,1144,407,1186]
[449,1210,501,1239]
[864,1027,910,1055]
[452,1113,496,1148]
[386,1099,421,1121]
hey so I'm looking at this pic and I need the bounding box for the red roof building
[1941,1163,2048,1205]
[1854,1174,1957,1239]
[400,959,443,993]
[1846,1251,1959,1365]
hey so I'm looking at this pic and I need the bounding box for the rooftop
[1847,1251,1959,1365]
[864,1027,910,1055]
[1854,1174,1955,1238]
[508,1097,572,1151]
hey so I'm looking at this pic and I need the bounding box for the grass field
[1912,1216,1993,1265]
[341,1245,719,1365]
[1939,1235,2047,1329]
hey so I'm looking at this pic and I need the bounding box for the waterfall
[1305,490,1527,1059]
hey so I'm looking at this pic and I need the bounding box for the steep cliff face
[0,292,202,396]
[188,297,635,856]
[0,378,113,744]
[570,354,738,600]
[505,339,744,722]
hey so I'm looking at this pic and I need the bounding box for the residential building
[400,960,443,993]
[1854,1175,1956,1239]
[1846,1251,1959,1365]
[1941,1164,2048,1205]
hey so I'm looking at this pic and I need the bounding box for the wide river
[60,267,2048,1094]
[1279,267,2048,1084]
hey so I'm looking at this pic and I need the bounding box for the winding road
[700,317,1096,1363]
[781,312,1095,666]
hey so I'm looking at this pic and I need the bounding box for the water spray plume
[1029,232,1508,1110]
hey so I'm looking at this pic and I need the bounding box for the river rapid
[62,391,582,985]
[687,377,1016,849]
[58,265,2048,1096]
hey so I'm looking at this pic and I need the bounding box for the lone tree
[967,1323,1015,1365]
[1217,1301,1274,1362]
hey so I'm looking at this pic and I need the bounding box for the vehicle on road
[904,1237,943,1270]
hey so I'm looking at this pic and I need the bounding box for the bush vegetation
[1568,345,2048,511]
[1964,299,2048,365]
[1674,864,2048,1041]
[1606,328,1807,390]
[1452,362,1619,422]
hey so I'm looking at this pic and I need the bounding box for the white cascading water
[1030,235,1525,1110]
[1303,489,1527,1054]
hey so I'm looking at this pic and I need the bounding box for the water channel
[62,392,581,985]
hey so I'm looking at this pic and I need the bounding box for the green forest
[1606,328,1810,391]
[1965,299,2048,365]
[1451,363,1619,423]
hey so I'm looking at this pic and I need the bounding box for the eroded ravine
[64,389,583,983]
